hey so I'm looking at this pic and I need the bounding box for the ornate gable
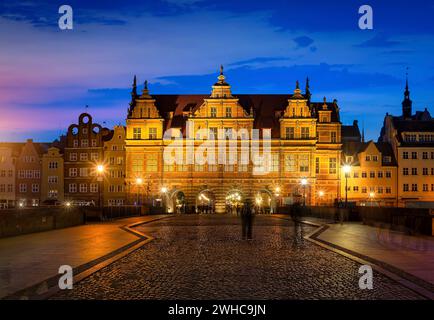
[129,81,162,119]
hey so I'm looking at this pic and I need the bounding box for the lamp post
[318,190,324,206]
[161,186,168,212]
[369,192,375,206]
[343,165,351,208]
[135,177,143,206]
[96,164,105,208]
[301,178,308,206]
[274,186,281,213]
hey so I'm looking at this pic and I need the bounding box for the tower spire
[131,75,137,97]
[305,77,311,101]
[402,68,412,118]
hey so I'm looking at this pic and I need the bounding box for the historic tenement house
[63,113,112,206]
[379,77,434,208]
[103,125,126,206]
[125,68,342,213]
[15,139,49,207]
[341,141,398,207]
[41,147,64,204]
[0,145,19,208]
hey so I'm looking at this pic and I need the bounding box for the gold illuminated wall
[125,71,342,213]
[341,142,398,207]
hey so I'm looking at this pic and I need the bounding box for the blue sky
[0,0,433,142]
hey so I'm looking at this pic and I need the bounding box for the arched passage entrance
[164,189,186,214]
[255,189,277,214]
[225,189,244,214]
[196,189,216,214]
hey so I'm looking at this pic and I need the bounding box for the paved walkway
[0,215,167,298]
[306,220,434,288]
[53,215,422,300]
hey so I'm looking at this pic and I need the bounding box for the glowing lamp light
[161,187,168,193]
[255,197,263,206]
[369,192,375,199]
[319,191,325,197]
[96,164,105,174]
[343,164,351,174]
[19,202,24,208]
[136,178,143,185]
[65,202,71,207]
[301,178,308,186]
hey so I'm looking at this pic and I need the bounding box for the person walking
[241,199,255,240]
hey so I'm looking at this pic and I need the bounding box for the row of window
[346,186,392,194]
[284,127,316,140]
[17,170,41,179]
[402,168,434,176]
[403,184,434,192]
[109,145,125,151]
[69,152,99,161]
[134,155,338,175]
[349,171,392,179]
[133,128,157,140]
[108,199,125,206]
[71,139,98,148]
[0,184,14,193]
[68,183,98,193]
[19,184,39,193]
[108,157,124,165]
[402,151,434,160]
[22,156,36,163]
[108,185,124,192]
[0,170,13,177]
[403,134,434,143]
[69,168,99,177]
[48,161,59,169]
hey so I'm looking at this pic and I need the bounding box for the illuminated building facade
[380,77,434,208]
[125,68,343,213]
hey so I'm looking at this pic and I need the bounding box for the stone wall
[0,207,85,238]
[285,205,433,236]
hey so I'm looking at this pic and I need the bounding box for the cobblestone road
[53,215,424,300]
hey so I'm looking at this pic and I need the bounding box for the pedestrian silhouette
[241,199,255,240]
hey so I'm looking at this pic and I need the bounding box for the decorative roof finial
[296,80,300,89]
[216,65,227,85]
[140,80,151,98]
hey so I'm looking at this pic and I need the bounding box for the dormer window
[210,107,217,118]
[383,156,391,163]
[225,107,232,118]
[149,128,157,140]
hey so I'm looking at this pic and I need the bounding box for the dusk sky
[0,0,433,142]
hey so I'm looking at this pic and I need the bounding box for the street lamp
[369,192,376,207]
[161,186,168,194]
[135,177,143,206]
[301,178,308,206]
[96,164,105,208]
[343,164,351,208]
